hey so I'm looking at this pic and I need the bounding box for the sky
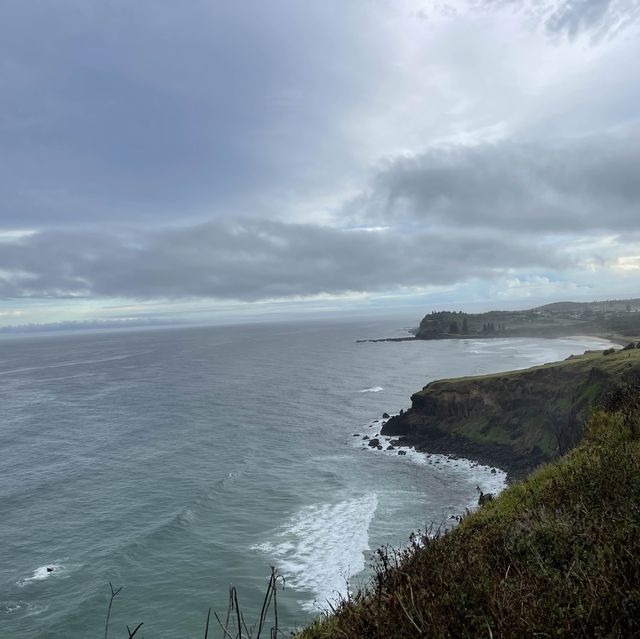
[1,0,639,329]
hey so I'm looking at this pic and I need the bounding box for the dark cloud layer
[0,1,381,226]
[351,132,640,232]
[0,1,639,316]
[0,220,568,300]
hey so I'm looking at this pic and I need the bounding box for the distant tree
[462,318,469,334]
[449,321,459,334]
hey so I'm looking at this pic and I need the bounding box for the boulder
[478,491,494,506]
[368,438,380,448]
[377,445,383,450]
[387,445,395,450]
[490,468,497,474]
[362,435,369,440]
[398,450,407,456]
[382,412,390,419]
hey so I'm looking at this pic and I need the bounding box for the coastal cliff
[299,350,640,639]
[382,345,640,478]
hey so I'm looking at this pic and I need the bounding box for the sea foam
[355,419,508,508]
[252,493,378,611]
[16,564,72,587]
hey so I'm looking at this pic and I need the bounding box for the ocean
[0,317,612,637]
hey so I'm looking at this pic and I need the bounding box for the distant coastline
[357,333,629,345]
[358,298,640,346]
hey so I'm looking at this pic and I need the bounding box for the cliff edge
[382,344,640,478]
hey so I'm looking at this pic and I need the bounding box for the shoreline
[357,332,630,346]
[370,334,623,483]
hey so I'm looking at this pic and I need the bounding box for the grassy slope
[298,406,640,638]
[382,347,640,477]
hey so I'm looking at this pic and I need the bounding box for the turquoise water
[0,318,610,637]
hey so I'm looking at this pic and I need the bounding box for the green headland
[382,344,640,479]
[415,299,640,343]
[297,345,640,638]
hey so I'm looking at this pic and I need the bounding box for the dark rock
[362,435,369,440]
[46,567,54,573]
[398,450,407,455]
[490,468,497,473]
[478,491,494,506]
[382,412,390,419]
[353,433,360,437]
[387,445,395,450]
[368,438,380,448]
[377,445,383,450]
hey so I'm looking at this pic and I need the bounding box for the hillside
[382,344,640,478]
[298,388,640,639]
[415,298,640,341]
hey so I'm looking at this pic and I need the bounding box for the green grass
[297,397,640,639]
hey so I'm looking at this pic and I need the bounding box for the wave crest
[252,493,378,611]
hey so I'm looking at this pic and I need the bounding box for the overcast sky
[1,0,639,328]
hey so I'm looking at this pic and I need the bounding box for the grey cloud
[0,1,384,227]
[0,219,568,300]
[351,133,640,233]
[482,0,640,40]
[544,0,640,40]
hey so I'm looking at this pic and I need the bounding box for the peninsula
[357,298,640,344]
[382,343,640,478]
[415,298,640,342]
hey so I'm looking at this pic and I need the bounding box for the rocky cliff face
[381,348,640,478]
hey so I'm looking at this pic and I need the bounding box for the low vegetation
[298,387,640,638]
